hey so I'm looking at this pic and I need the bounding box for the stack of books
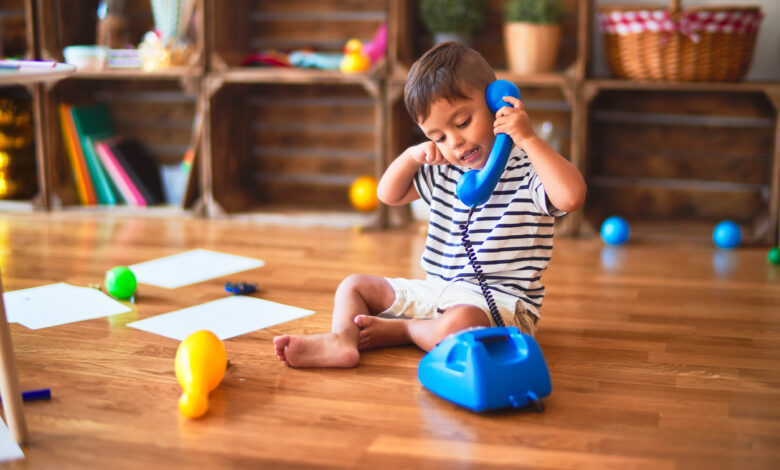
[58,102,167,206]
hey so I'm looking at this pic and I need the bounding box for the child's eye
[435,136,445,143]
[456,117,472,128]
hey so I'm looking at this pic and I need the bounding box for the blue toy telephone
[418,327,551,412]
[455,79,521,208]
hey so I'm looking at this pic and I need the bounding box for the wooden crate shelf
[70,66,203,81]
[580,84,780,245]
[45,78,199,210]
[204,81,384,218]
[389,0,587,80]
[36,0,205,72]
[211,68,382,93]
[585,79,780,93]
[208,0,388,72]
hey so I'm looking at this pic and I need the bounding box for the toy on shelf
[349,176,378,212]
[175,330,227,418]
[138,0,198,71]
[241,24,385,73]
[340,39,371,74]
[600,216,630,246]
[104,266,136,300]
[418,327,551,412]
[239,50,291,68]
[138,30,193,71]
[289,51,342,70]
[712,220,741,249]
[362,23,387,65]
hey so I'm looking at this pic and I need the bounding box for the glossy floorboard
[0,212,778,469]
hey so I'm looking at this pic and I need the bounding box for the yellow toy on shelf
[175,330,227,418]
[339,39,370,74]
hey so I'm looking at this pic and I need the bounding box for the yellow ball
[349,176,378,212]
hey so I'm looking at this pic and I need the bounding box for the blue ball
[600,216,630,245]
[712,220,741,249]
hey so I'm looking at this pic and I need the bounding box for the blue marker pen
[0,388,51,403]
[22,388,51,402]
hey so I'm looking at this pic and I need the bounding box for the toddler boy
[274,42,586,367]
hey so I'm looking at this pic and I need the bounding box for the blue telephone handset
[455,79,521,208]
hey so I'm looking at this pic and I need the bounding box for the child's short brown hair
[404,42,496,123]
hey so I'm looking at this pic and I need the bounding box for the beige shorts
[381,276,538,336]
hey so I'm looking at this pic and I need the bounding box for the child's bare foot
[273,333,359,368]
[354,315,411,350]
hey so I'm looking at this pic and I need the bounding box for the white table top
[0,61,76,86]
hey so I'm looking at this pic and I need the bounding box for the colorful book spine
[107,138,164,205]
[94,139,146,206]
[58,104,95,204]
[80,135,117,205]
[69,103,121,205]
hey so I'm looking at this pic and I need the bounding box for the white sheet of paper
[127,296,314,340]
[129,249,265,289]
[3,283,132,330]
[0,420,23,462]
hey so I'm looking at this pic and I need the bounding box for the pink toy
[363,23,387,64]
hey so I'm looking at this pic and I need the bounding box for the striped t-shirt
[412,146,565,319]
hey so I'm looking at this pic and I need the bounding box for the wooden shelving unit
[36,0,205,70]
[200,0,388,225]
[3,0,778,244]
[580,80,780,245]
[32,0,205,212]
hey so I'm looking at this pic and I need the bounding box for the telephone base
[418,326,551,412]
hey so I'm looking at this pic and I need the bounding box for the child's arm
[494,96,586,213]
[377,141,446,206]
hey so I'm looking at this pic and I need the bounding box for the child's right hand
[408,141,447,166]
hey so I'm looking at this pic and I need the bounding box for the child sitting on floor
[274,42,586,367]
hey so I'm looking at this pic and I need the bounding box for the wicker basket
[598,0,763,81]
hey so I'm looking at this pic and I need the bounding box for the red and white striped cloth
[598,9,763,42]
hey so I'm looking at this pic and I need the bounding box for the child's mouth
[460,147,479,163]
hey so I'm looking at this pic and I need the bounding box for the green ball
[105,266,137,300]
[769,247,780,265]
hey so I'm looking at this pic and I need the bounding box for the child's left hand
[493,96,535,149]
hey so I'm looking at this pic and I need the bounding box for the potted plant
[419,0,488,47]
[503,0,565,74]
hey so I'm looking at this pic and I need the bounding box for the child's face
[418,87,495,170]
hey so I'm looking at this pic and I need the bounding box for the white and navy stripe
[413,147,565,318]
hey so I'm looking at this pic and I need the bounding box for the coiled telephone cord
[460,207,505,328]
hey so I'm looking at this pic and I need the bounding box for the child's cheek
[434,143,449,161]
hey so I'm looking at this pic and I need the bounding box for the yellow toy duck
[340,39,371,74]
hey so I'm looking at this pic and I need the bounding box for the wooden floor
[0,212,778,469]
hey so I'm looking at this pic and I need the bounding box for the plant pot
[503,22,561,74]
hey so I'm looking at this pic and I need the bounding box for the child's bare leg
[273,274,395,367]
[355,304,490,352]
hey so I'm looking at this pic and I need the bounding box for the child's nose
[451,133,465,149]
